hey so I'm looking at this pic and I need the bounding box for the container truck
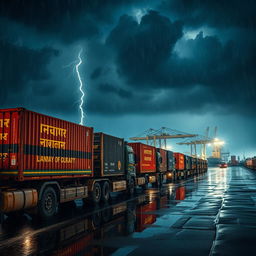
[155,148,168,187]
[174,153,185,179]
[0,108,136,217]
[184,155,192,178]
[165,150,176,181]
[92,132,136,203]
[128,142,158,188]
[0,107,208,218]
[191,157,197,176]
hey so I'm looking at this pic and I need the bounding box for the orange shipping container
[0,108,93,181]
[174,153,185,170]
[246,159,253,167]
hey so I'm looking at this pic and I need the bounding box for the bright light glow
[208,138,225,146]
[75,48,85,125]
[213,141,225,146]
[132,8,147,24]
[166,145,172,150]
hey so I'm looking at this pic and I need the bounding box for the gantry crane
[177,127,225,160]
[129,127,197,149]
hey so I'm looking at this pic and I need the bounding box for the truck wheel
[92,182,101,204]
[128,178,135,196]
[38,186,58,218]
[101,181,110,202]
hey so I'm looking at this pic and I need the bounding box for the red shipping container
[174,153,185,170]
[246,159,253,167]
[128,143,156,174]
[252,158,256,168]
[157,148,167,172]
[0,108,93,181]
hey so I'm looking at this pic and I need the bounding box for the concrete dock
[0,166,255,255]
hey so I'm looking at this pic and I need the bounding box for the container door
[0,110,20,174]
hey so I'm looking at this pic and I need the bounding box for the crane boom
[130,134,197,140]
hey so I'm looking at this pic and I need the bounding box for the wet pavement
[0,166,256,255]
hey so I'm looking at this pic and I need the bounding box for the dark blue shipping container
[184,155,192,170]
[166,150,175,171]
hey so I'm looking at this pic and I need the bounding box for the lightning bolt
[75,48,85,125]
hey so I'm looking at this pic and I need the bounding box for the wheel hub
[45,194,53,211]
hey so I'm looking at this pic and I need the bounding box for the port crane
[130,127,197,149]
[177,127,225,160]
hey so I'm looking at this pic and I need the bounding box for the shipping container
[252,158,256,169]
[174,153,185,170]
[166,150,175,171]
[231,155,236,161]
[156,148,167,172]
[0,108,93,181]
[128,143,156,174]
[192,157,197,170]
[93,133,125,177]
[246,159,253,167]
[184,155,192,170]
[0,107,208,218]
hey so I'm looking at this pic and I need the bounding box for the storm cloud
[0,1,255,116]
[0,40,58,103]
[158,0,256,28]
[0,0,255,155]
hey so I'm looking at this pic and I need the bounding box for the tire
[101,181,110,202]
[128,178,135,196]
[38,186,58,218]
[92,182,101,204]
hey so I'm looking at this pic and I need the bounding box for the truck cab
[125,144,136,184]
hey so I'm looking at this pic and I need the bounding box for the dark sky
[0,0,255,157]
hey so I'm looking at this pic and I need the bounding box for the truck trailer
[128,142,158,188]
[0,108,136,217]
[0,108,207,218]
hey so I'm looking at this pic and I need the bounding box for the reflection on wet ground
[0,167,256,255]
